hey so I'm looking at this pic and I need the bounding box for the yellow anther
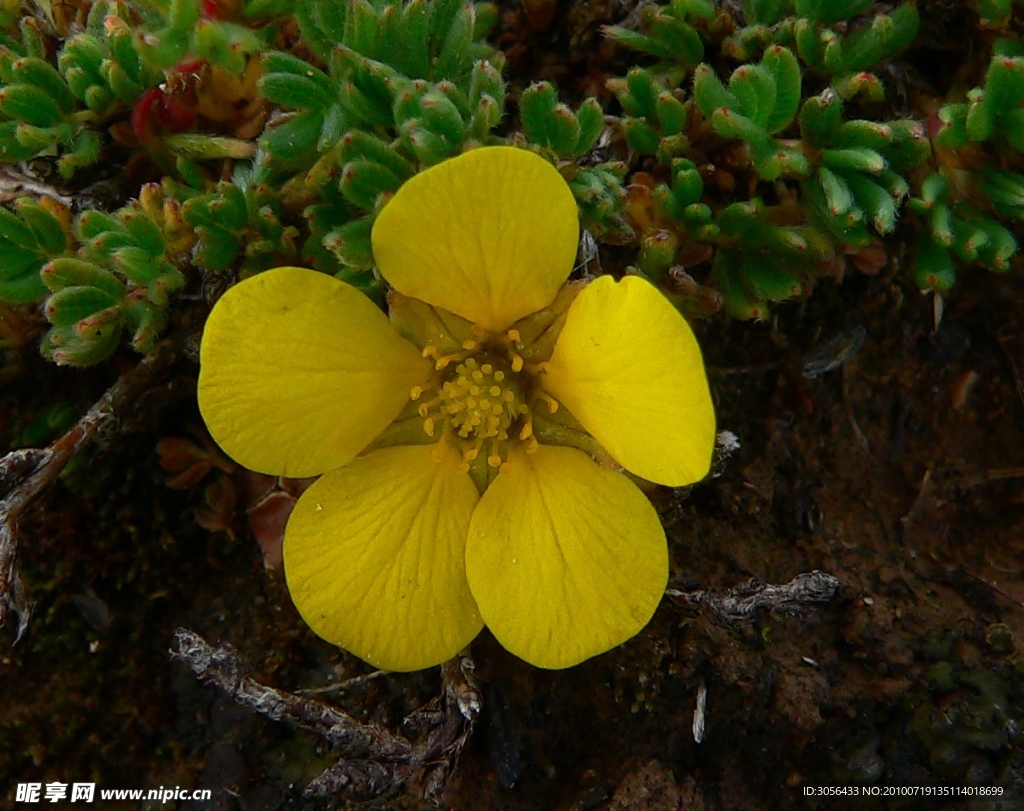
[421,345,438,360]
[511,354,524,373]
[410,350,528,463]
[462,339,477,350]
[507,329,521,343]
[525,435,539,454]
[537,391,559,413]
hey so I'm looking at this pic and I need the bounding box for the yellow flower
[197,146,715,671]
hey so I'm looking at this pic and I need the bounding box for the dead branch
[0,343,176,637]
[666,570,841,626]
[171,628,481,804]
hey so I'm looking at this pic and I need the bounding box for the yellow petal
[284,443,483,672]
[542,275,716,487]
[371,146,579,331]
[199,267,430,478]
[465,445,667,669]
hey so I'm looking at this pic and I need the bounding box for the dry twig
[0,343,176,638]
[666,570,841,625]
[171,628,481,804]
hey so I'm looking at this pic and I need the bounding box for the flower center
[413,351,539,468]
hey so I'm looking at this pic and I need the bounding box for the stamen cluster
[412,340,545,469]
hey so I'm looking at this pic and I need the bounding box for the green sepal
[575,98,605,155]
[693,64,739,118]
[971,217,1017,271]
[832,71,884,103]
[41,257,125,298]
[0,83,64,127]
[42,319,122,366]
[259,109,324,164]
[817,166,854,216]
[119,206,166,256]
[762,46,801,133]
[885,120,929,171]
[795,0,875,26]
[793,19,825,68]
[397,0,432,78]
[323,215,375,269]
[260,71,335,110]
[655,91,687,136]
[339,159,403,209]
[15,198,67,255]
[435,2,475,80]
[206,184,249,231]
[710,107,772,150]
[965,89,994,142]
[15,122,71,152]
[754,143,810,181]
[124,295,167,353]
[469,59,504,113]
[984,167,1024,205]
[799,91,843,148]
[729,63,776,130]
[671,158,704,208]
[0,271,46,304]
[985,55,1024,114]
[469,94,502,138]
[12,56,75,115]
[622,118,660,155]
[336,130,414,180]
[821,31,844,74]
[75,210,121,242]
[645,7,704,65]
[712,247,768,320]
[0,120,41,161]
[420,90,467,144]
[191,228,240,271]
[625,66,660,117]
[0,204,38,249]
[59,129,102,180]
[820,147,886,174]
[44,285,119,327]
[935,103,968,149]
[637,229,678,279]
[918,172,949,208]
[913,235,956,293]
[520,81,557,148]
[742,0,788,25]
[875,169,910,202]
[834,119,892,151]
[843,171,898,234]
[747,258,803,302]
[111,246,165,287]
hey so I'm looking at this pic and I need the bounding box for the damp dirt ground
[4,4,1024,811]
